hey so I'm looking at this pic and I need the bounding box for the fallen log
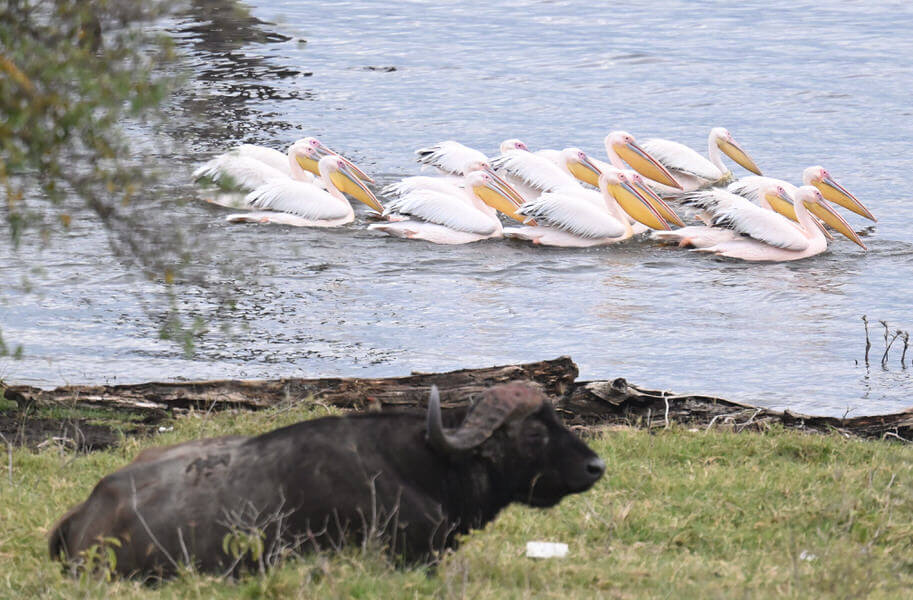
[3,356,913,445]
[1,356,578,415]
[563,377,913,440]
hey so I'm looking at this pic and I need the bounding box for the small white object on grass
[526,541,568,559]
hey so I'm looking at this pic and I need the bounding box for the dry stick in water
[883,330,902,368]
[862,315,871,366]
[900,331,910,369]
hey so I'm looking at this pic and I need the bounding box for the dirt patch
[0,414,137,452]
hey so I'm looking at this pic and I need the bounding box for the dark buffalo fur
[49,383,604,578]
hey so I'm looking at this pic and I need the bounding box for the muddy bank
[3,356,913,450]
[0,415,142,452]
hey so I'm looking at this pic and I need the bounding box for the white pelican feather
[193,152,296,191]
[245,180,351,221]
[491,150,576,193]
[516,192,627,239]
[382,189,498,235]
[415,141,488,175]
[639,138,722,182]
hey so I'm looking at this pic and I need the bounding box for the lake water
[2,0,913,416]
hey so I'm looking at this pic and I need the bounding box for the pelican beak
[613,141,682,189]
[336,155,375,184]
[329,161,384,213]
[305,140,375,184]
[481,165,532,224]
[295,154,322,176]
[812,217,836,240]
[567,154,602,187]
[473,176,527,224]
[607,180,671,231]
[764,188,798,222]
[717,138,763,175]
[814,177,875,221]
[633,181,685,227]
[805,197,867,249]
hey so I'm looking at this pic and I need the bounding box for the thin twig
[663,394,670,430]
[862,315,871,366]
[736,409,763,432]
[0,432,11,485]
[882,431,913,444]
[129,476,180,572]
[704,411,743,432]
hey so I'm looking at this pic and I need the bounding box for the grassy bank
[2,400,912,599]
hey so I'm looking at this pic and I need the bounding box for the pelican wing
[727,176,797,203]
[384,189,497,235]
[490,150,575,193]
[683,189,809,251]
[193,153,289,190]
[517,192,626,239]
[382,176,463,199]
[245,180,351,221]
[415,141,488,175]
[641,138,720,181]
[236,144,292,175]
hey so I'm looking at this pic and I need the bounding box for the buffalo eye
[523,423,549,448]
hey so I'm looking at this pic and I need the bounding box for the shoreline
[3,356,911,450]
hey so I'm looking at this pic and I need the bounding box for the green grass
[2,402,912,599]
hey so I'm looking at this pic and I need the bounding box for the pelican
[400,139,530,223]
[534,147,686,229]
[367,171,524,244]
[651,183,781,249]
[728,165,875,222]
[595,131,683,190]
[414,139,529,176]
[492,145,584,196]
[502,171,672,247]
[638,127,763,195]
[196,138,327,190]
[675,184,865,261]
[225,153,382,227]
[193,138,372,195]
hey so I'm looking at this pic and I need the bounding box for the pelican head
[319,155,384,213]
[499,139,529,153]
[599,170,671,231]
[711,127,763,175]
[465,170,526,222]
[795,185,867,249]
[561,148,603,187]
[464,160,528,217]
[288,139,329,176]
[760,181,796,218]
[605,131,682,189]
[292,137,374,184]
[802,166,875,221]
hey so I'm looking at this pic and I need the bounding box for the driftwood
[3,356,913,444]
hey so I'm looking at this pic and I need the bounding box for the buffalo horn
[426,385,461,454]
[426,382,545,455]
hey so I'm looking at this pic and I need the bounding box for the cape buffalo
[49,382,605,578]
